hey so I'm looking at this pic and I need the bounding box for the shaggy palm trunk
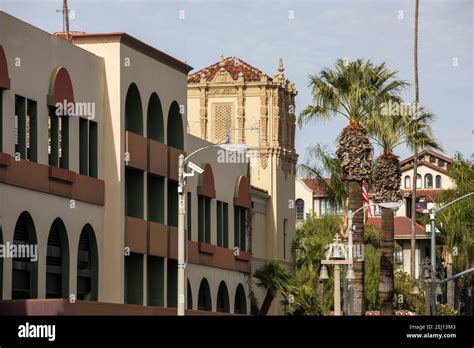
[447,263,454,308]
[259,287,275,315]
[379,207,395,315]
[373,153,401,316]
[349,181,365,315]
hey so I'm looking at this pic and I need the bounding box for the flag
[362,180,372,217]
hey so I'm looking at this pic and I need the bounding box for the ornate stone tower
[187,56,298,266]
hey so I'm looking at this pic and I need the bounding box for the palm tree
[299,144,348,237]
[253,262,292,315]
[299,59,407,315]
[369,110,440,315]
[411,0,421,279]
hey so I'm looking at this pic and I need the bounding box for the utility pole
[63,0,70,41]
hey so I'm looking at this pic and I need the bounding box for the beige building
[0,11,259,315]
[295,150,454,278]
[187,56,298,314]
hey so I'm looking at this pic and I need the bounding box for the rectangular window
[223,202,228,248]
[59,115,69,169]
[187,192,192,240]
[319,198,327,216]
[89,121,98,178]
[26,99,37,161]
[234,206,246,251]
[125,168,144,219]
[198,195,211,244]
[124,253,143,305]
[79,118,88,175]
[15,95,26,158]
[217,201,223,247]
[148,175,164,224]
[167,181,178,227]
[147,256,164,307]
[167,259,177,308]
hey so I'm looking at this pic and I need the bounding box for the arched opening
[234,284,247,314]
[46,218,70,298]
[424,174,433,189]
[216,281,230,313]
[198,164,215,244]
[404,175,411,189]
[197,278,212,311]
[77,224,99,301]
[416,174,422,189]
[125,83,143,135]
[295,199,305,220]
[435,175,442,189]
[147,93,164,142]
[234,176,250,252]
[167,101,184,150]
[12,211,38,299]
[187,279,193,310]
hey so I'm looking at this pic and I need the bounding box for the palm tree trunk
[410,153,418,278]
[446,263,454,308]
[349,180,365,315]
[411,0,420,280]
[258,287,276,315]
[379,207,395,315]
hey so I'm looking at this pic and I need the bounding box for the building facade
[295,150,454,278]
[187,56,298,314]
[0,11,287,315]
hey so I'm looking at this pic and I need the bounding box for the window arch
[12,211,38,299]
[435,175,442,189]
[424,174,433,189]
[197,278,212,311]
[147,92,164,142]
[404,175,411,189]
[295,199,305,220]
[216,281,230,313]
[167,101,184,150]
[46,218,70,298]
[125,83,143,135]
[234,284,247,314]
[416,174,422,189]
[77,224,99,301]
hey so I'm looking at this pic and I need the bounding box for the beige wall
[0,12,105,300]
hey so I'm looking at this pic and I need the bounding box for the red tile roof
[188,57,268,83]
[400,189,444,203]
[366,216,429,239]
[302,178,330,197]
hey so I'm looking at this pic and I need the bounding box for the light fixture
[410,284,421,295]
[319,265,329,280]
[346,266,355,280]
[218,143,248,152]
[378,202,402,211]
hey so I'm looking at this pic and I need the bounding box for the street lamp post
[423,191,474,316]
[176,143,248,316]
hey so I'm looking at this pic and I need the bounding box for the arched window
[77,224,99,301]
[187,280,193,310]
[46,218,70,298]
[147,92,164,142]
[216,281,230,313]
[125,83,143,135]
[416,174,422,189]
[435,175,442,189]
[12,212,38,299]
[198,164,215,244]
[234,176,250,252]
[0,223,3,299]
[404,175,411,189]
[197,278,212,311]
[234,284,247,314]
[295,199,305,220]
[167,101,184,150]
[424,174,433,189]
